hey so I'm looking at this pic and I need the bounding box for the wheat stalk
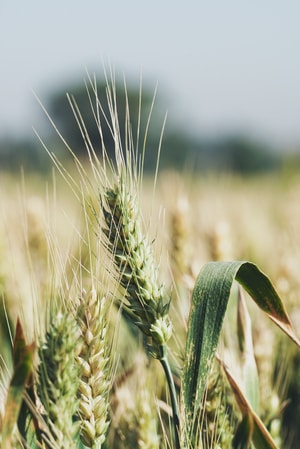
[169,194,191,283]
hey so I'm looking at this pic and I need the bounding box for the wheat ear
[37,310,80,448]
[76,288,110,448]
[102,176,172,356]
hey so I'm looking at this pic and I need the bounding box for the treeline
[0,78,297,174]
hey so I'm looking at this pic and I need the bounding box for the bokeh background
[1,0,300,172]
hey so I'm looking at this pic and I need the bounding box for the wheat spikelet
[37,309,80,448]
[101,175,172,357]
[76,288,110,448]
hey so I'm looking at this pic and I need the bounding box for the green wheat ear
[37,309,81,448]
[101,175,172,358]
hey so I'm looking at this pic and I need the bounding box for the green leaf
[181,260,300,443]
[235,262,300,346]
[1,319,35,448]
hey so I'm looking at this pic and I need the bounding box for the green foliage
[0,137,49,172]
[181,261,300,449]
[213,136,280,174]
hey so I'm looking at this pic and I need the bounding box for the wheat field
[0,77,299,449]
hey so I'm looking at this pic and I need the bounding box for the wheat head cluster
[0,74,300,449]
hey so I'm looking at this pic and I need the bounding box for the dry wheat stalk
[208,220,232,262]
[169,194,191,283]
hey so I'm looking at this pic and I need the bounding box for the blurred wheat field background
[0,78,300,449]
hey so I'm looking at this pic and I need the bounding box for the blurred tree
[0,137,49,172]
[0,76,287,174]
[196,135,281,174]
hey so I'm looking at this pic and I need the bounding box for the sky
[1,1,300,149]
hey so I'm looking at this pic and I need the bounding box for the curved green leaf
[235,262,299,345]
[181,260,300,442]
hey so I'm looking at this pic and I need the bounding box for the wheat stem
[160,353,180,449]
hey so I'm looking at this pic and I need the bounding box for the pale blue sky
[1,1,300,148]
